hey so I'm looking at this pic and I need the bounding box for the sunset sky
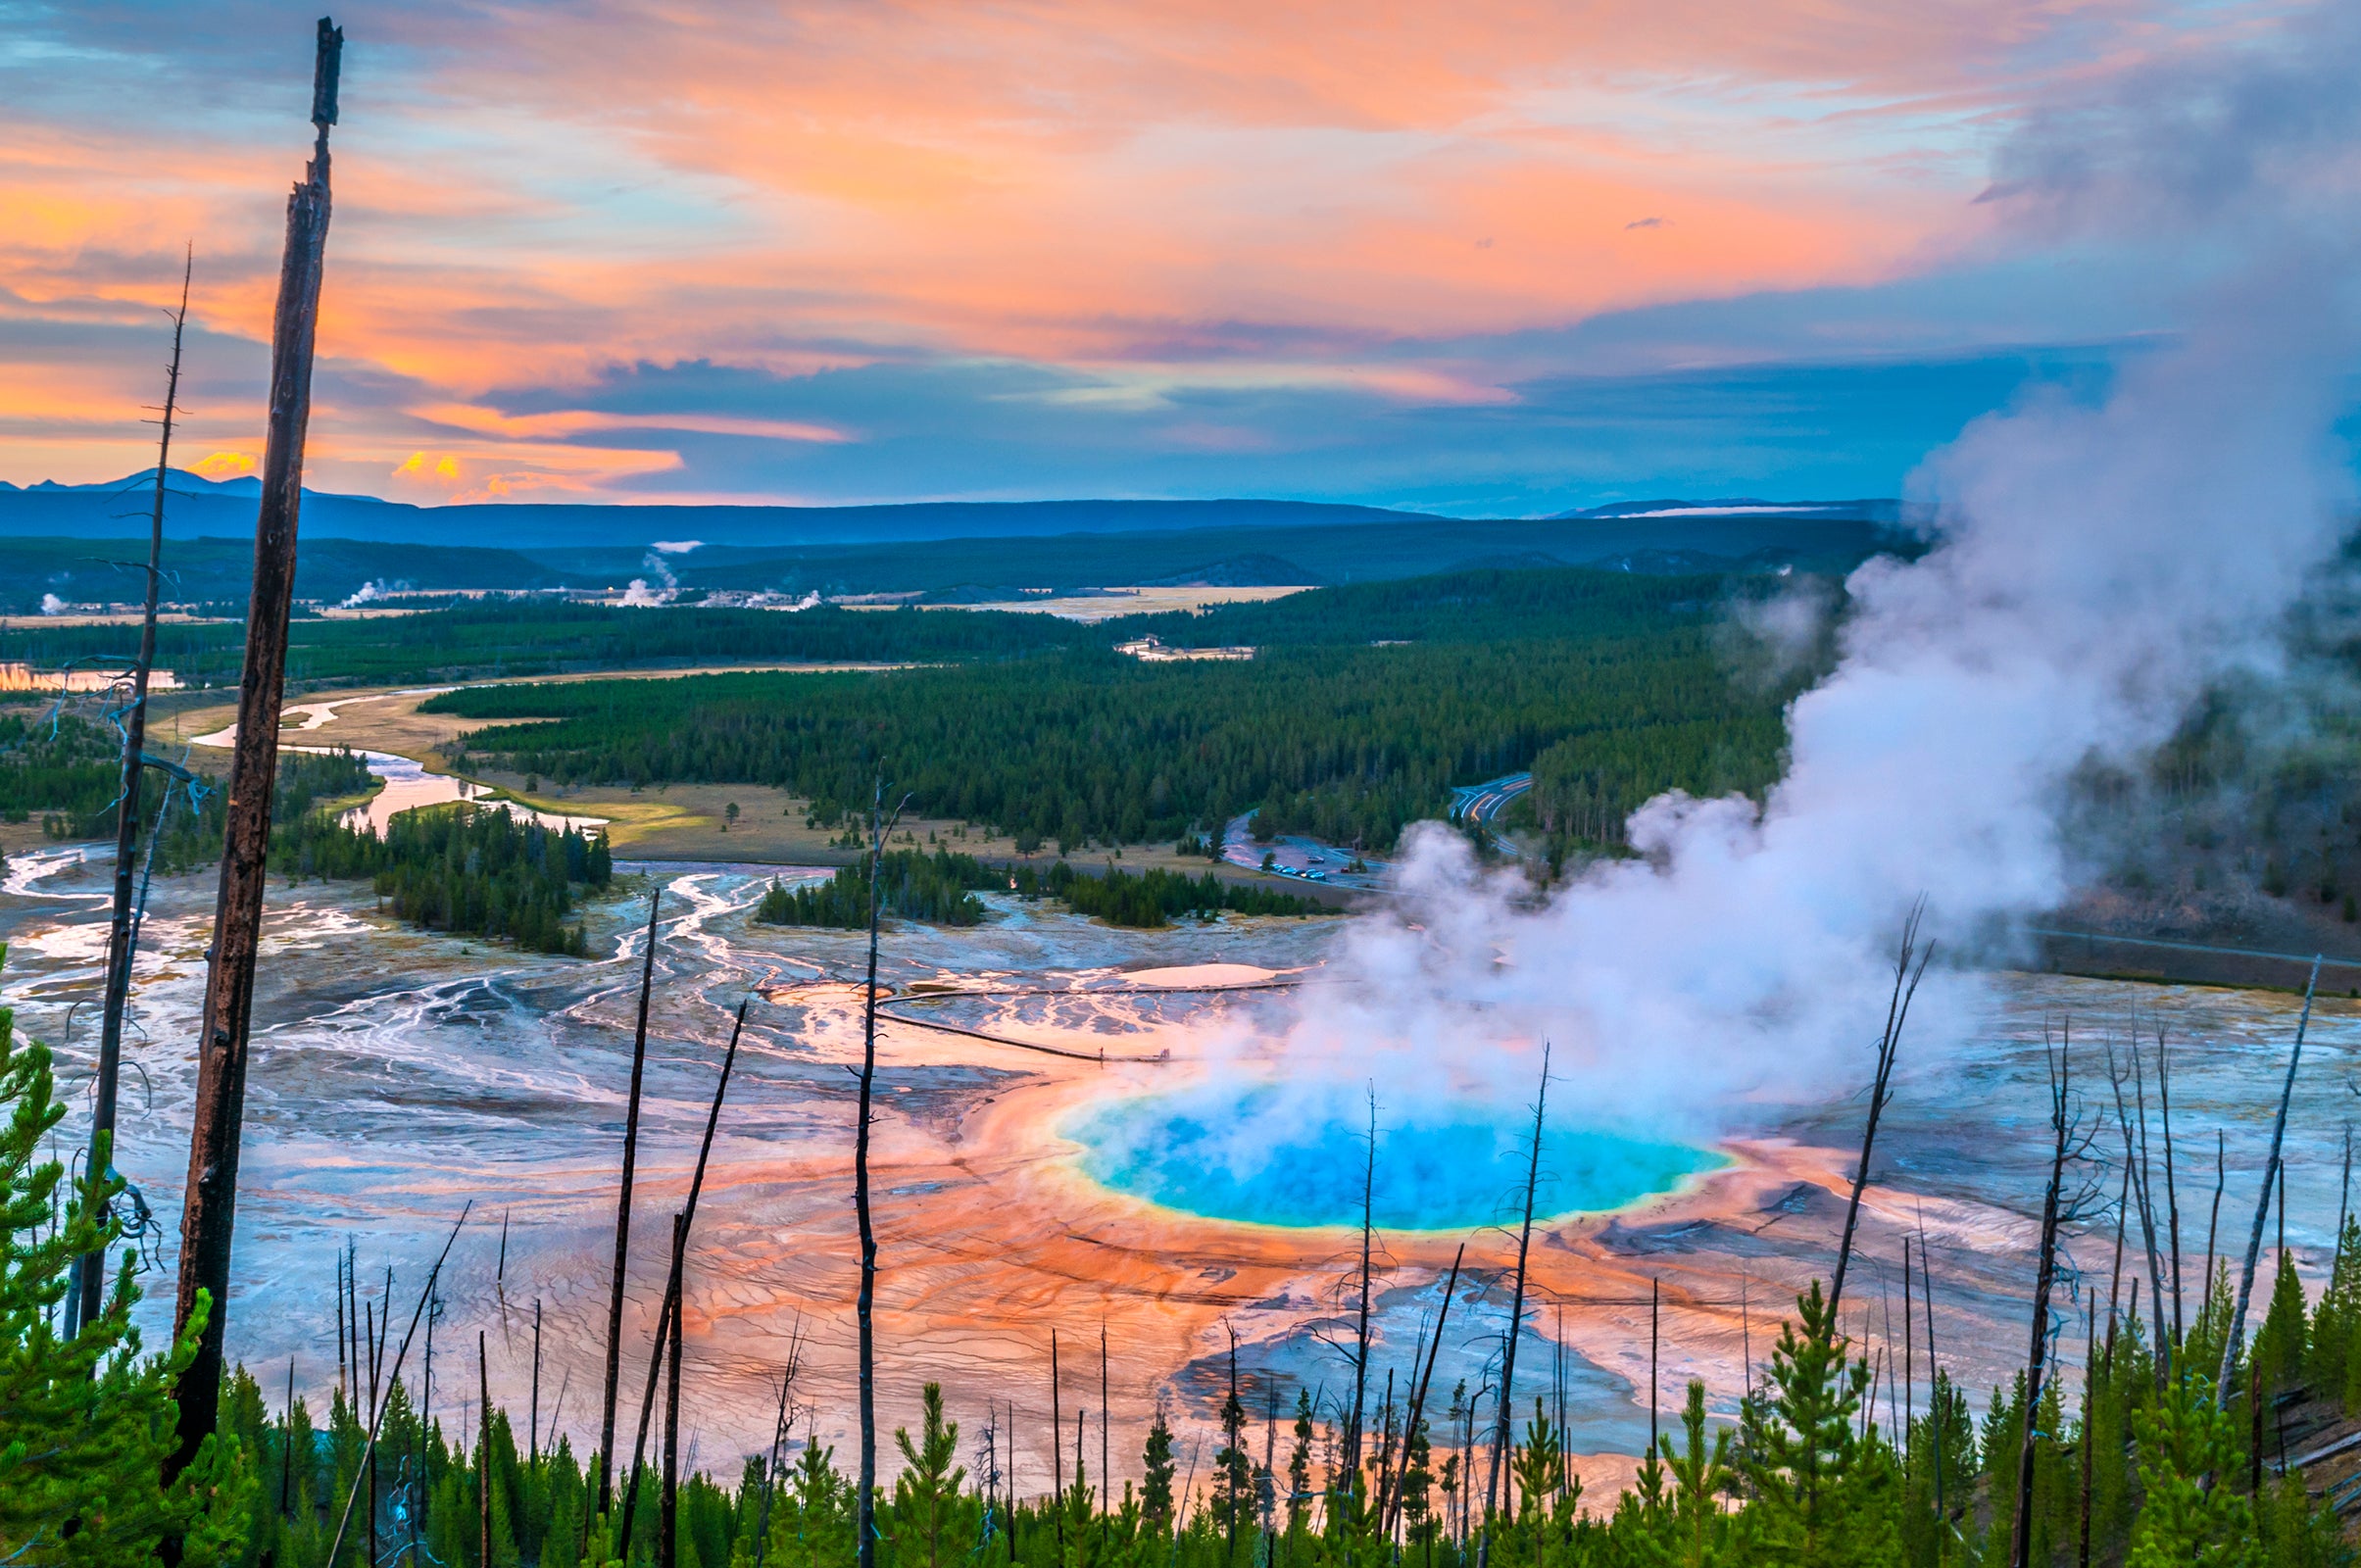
[0,1,2317,514]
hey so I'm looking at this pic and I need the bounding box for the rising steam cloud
[1266,3,2361,1133]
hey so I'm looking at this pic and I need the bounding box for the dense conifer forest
[272,804,614,956]
[428,569,1797,857]
[0,714,611,953]
[754,851,1324,930]
[0,600,1084,688]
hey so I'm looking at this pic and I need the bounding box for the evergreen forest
[753,851,1323,930]
[426,568,1797,858]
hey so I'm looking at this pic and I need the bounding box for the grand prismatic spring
[5,838,2355,1495]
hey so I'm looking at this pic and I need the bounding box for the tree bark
[324,1206,470,1568]
[170,20,340,1482]
[1383,1244,1463,1537]
[1829,908,1930,1322]
[2157,1032,2183,1346]
[856,785,904,1568]
[1052,1330,1065,1558]
[2220,956,2321,1407]
[71,249,191,1338]
[597,887,664,1516]
[1477,1046,1549,1568]
[1346,1089,1378,1488]
[479,1330,493,1568]
[662,1213,685,1568]
[2010,1043,2071,1568]
[617,1000,751,1552]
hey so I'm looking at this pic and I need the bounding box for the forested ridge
[754,849,1324,929]
[0,600,1078,688]
[0,565,1764,689]
[429,568,1804,855]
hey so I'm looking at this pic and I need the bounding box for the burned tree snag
[855,782,909,1568]
[70,249,192,1339]
[598,887,664,1516]
[170,17,342,1479]
[2012,1038,2089,1568]
[1478,1045,1549,1568]
[1346,1088,1378,1485]
[479,1331,494,1568]
[1829,905,1931,1322]
[2220,956,2321,1407]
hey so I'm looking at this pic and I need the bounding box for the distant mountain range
[0,471,1913,610]
[0,468,1444,548]
[2,467,1915,545]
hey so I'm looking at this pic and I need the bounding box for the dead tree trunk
[170,19,341,1481]
[1383,1243,1464,1537]
[1477,1045,1549,1568]
[2078,1159,2132,1568]
[1052,1331,1065,1559]
[1346,1088,1378,1488]
[531,1298,543,1464]
[1920,1217,1944,1524]
[2132,1047,2172,1379]
[1649,1279,1660,1458]
[325,1206,469,1567]
[1901,1241,1914,1449]
[2011,1041,2074,1568]
[479,1331,493,1568]
[597,888,664,1516]
[71,249,192,1338]
[617,999,751,1548]
[1100,1323,1110,1523]
[662,1213,685,1568]
[2157,1031,2184,1346]
[2107,1040,2172,1384]
[856,784,907,1568]
[2338,1123,2353,1244]
[1828,906,1932,1322]
[2206,1129,2226,1296]
[2219,956,2321,1408]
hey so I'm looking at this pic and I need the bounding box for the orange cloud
[415,404,854,444]
[192,451,256,479]
[0,0,2273,497]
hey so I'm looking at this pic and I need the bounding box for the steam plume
[1267,4,2361,1132]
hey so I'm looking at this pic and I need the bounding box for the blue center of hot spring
[1067,1086,1722,1231]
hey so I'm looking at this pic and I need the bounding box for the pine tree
[1400,1405,1435,1563]
[2309,1218,2361,1407]
[1213,1373,1253,1558]
[1286,1391,1314,1539]
[1736,1282,1896,1567]
[2127,1372,2258,1567]
[0,947,253,1565]
[1665,1381,1734,1568]
[1142,1407,1177,1536]
[890,1383,966,1568]
[2252,1250,2310,1395]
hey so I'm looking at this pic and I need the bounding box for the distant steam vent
[1112,633,1255,662]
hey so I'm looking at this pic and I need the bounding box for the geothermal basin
[2,849,2353,1502]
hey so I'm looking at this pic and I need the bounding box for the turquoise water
[1067,1085,1723,1231]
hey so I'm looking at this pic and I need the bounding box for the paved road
[1450,771,1532,823]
